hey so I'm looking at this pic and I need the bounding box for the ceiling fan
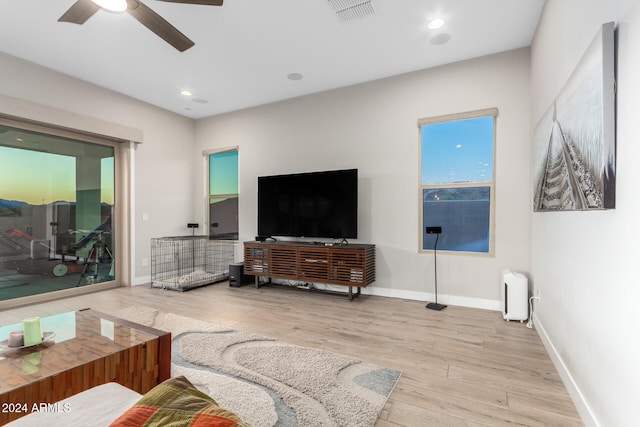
[58,0,223,52]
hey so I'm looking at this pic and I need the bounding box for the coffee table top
[0,308,168,395]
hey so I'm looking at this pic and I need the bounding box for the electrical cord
[526,295,540,328]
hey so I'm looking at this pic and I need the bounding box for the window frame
[418,108,498,256]
[205,146,239,241]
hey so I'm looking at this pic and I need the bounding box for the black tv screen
[258,169,358,239]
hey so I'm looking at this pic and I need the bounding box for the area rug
[114,306,401,427]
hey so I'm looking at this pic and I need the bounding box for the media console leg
[348,286,361,301]
[255,276,271,289]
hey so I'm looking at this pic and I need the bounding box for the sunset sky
[0,146,114,205]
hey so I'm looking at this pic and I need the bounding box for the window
[419,109,497,254]
[0,123,119,302]
[208,149,238,240]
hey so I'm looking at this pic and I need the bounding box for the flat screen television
[258,168,358,239]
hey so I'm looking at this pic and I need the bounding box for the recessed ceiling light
[91,0,127,13]
[427,18,445,30]
[180,90,193,97]
[287,73,303,81]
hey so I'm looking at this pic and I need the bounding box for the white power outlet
[536,289,541,302]
[142,258,148,267]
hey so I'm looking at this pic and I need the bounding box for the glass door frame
[0,114,131,309]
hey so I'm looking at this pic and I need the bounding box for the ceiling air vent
[328,0,375,22]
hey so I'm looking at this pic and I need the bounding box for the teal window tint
[209,151,238,195]
[209,150,238,240]
[420,114,495,253]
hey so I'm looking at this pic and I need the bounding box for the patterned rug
[115,306,401,427]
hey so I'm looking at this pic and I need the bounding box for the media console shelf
[243,241,375,300]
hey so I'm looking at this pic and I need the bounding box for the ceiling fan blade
[126,0,195,52]
[155,0,223,5]
[58,0,100,24]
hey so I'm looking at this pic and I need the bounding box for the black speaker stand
[426,302,447,310]
[425,226,446,311]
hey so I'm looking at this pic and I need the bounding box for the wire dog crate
[150,236,235,291]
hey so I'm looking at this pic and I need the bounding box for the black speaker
[229,262,252,287]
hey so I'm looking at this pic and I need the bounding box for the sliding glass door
[0,124,118,302]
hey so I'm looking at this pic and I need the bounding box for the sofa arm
[5,383,142,427]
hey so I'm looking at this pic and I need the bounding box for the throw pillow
[109,376,251,427]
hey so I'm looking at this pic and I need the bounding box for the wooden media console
[243,241,375,300]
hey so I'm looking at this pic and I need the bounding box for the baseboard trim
[362,286,501,311]
[129,276,501,310]
[132,275,151,286]
[532,312,597,427]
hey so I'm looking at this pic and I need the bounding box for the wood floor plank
[0,283,583,426]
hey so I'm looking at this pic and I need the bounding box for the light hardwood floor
[0,283,583,426]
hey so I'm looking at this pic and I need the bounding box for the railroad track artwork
[534,119,604,211]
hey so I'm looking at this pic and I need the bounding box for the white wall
[530,1,640,426]
[0,47,533,304]
[194,48,532,308]
[0,52,197,285]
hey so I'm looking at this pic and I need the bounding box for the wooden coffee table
[0,308,171,424]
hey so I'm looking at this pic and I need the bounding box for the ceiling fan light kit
[58,0,224,52]
[91,0,127,13]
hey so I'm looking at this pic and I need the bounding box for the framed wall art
[533,21,616,211]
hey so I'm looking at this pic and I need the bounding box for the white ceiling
[0,0,545,119]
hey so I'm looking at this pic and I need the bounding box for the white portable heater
[501,269,528,321]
